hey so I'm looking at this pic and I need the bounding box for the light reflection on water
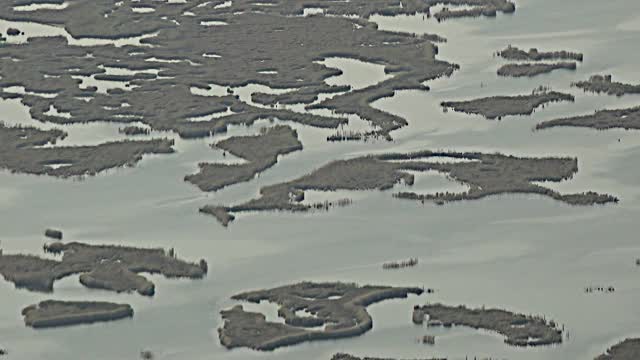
[2,0,640,359]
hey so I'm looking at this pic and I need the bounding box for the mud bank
[441,89,574,119]
[203,151,616,225]
[573,75,640,97]
[0,123,173,177]
[595,338,640,359]
[185,125,302,192]
[497,46,583,62]
[413,304,563,346]
[218,282,423,351]
[497,62,577,77]
[536,106,640,131]
[22,300,133,329]
[0,242,207,295]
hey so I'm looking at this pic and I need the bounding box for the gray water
[2,0,640,359]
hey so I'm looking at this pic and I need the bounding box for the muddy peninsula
[218,282,423,351]
[498,62,577,77]
[536,106,640,131]
[573,75,640,97]
[441,89,574,119]
[185,125,302,192]
[0,242,207,296]
[413,304,563,346]
[497,46,583,62]
[596,338,640,360]
[22,300,133,329]
[203,150,616,225]
[0,123,174,177]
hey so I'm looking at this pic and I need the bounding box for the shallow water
[2,0,640,359]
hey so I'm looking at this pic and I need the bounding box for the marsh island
[441,89,574,119]
[218,282,423,351]
[204,150,616,225]
[22,300,133,329]
[413,304,563,346]
[0,242,207,295]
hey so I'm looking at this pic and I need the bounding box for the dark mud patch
[0,242,207,296]
[441,89,574,119]
[203,151,616,226]
[573,75,640,97]
[185,125,302,192]
[537,106,640,131]
[22,300,133,329]
[497,46,583,62]
[218,282,423,351]
[497,62,577,77]
[413,303,563,346]
[596,338,640,360]
[0,123,173,177]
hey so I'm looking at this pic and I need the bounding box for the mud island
[497,46,583,62]
[536,106,640,131]
[497,62,577,77]
[413,304,563,346]
[441,89,574,119]
[0,123,174,177]
[596,338,640,359]
[0,242,207,296]
[573,75,640,97]
[218,282,423,351]
[185,125,303,192]
[22,300,133,329]
[203,150,616,225]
